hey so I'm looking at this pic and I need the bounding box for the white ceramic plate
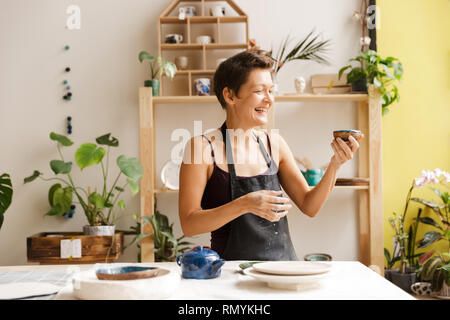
[243,267,330,290]
[161,160,181,190]
[73,266,180,300]
[253,261,332,276]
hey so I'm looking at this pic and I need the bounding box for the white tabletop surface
[0,261,415,300]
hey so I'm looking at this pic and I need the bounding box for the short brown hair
[213,50,274,109]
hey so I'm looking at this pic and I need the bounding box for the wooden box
[27,232,124,264]
[311,73,348,88]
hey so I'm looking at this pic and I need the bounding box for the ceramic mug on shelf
[196,35,212,44]
[175,56,189,70]
[194,78,211,96]
[210,5,226,17]
[165,34,183,44]
[178,6,196,20]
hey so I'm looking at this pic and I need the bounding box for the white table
[0,261,415,300]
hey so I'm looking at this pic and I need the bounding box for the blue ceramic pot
[301,169,324,186]
[176,245,225,279]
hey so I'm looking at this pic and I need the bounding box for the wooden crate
[27,232,124,264]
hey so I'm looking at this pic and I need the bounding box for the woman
[179,50,363,261]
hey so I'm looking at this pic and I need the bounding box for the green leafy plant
[267,29,331,75]
[338,50,403,115]
[24,132,143,226]
[0,173,13,229]
[138,51,177,80]
[125,201,191,262]
[417,252,450,292]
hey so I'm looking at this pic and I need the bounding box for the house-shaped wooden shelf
[158,0,249,96]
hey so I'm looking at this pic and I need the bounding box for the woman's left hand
[330,134,364,168]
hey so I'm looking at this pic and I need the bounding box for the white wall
[0,0,362,265]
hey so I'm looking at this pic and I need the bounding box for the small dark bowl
[95,266,159,281]
[333,130,362,142]
[304,253,332,261]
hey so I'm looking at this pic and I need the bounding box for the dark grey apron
[220,122,297,261]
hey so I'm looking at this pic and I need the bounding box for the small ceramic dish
[410,282,432,296]
[333,130,362,142]
[304,253,332,261]
[95,266,159,281]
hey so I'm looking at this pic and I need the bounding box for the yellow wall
[378,0,450,263]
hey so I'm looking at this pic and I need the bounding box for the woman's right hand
[237,190,293,222]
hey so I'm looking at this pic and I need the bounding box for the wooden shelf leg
[358,100,370,266]
[139,87,155,262]
[368,85,384,275]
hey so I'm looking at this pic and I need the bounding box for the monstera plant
[0,173,13,230]
[24,132,143,234]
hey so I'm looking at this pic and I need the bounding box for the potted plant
[0,173,13,230]
[24,132,143,236]
[417,253,450,297]
[388,212,417,293]
[338,50,403,115]
[138,50,177,97]
[384,247,400,281]
[266,29,331,94]
[410,169,450,252]
[125,201,191,262]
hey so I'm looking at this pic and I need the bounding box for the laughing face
[225,68,275,127]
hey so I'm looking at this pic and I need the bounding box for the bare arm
[276,132,363,217]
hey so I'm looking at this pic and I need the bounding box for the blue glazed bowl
[95,266,159,280]
[301,169,324,186]
[177,245,225,279]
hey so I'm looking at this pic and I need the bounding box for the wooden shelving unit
[158,0,249,96]
[138,87,384,274]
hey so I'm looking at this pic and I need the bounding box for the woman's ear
[222,87,236,106]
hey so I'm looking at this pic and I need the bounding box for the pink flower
[414,176,426,188]
[414,168,450,188]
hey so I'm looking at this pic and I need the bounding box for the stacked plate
[243,261,332,290]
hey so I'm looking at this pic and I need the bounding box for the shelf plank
[161,43,248,50]
[160,16,247,24]
[153,183,369,194]
[276,94,368,102]
[150,94,369,104]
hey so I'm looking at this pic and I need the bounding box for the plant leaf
[88,192,105,211]
[117,155,143,182]
[126,178,139,196]
[49,132,73,147]
[45,203,64,216]
[52,186,73,215]
[118,200,125,210]
[417,217,443,230]
[96,133,119,147]
[50,160,72,175]
[48,183,62,206]
[75,143,106,170]
[418,231,442,248]
[24,170,41,183]
[0,173,13,228]
[138,51,154,63]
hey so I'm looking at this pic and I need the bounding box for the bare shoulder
[182,134,213,165]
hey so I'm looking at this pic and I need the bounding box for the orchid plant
[387,169,450,273]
